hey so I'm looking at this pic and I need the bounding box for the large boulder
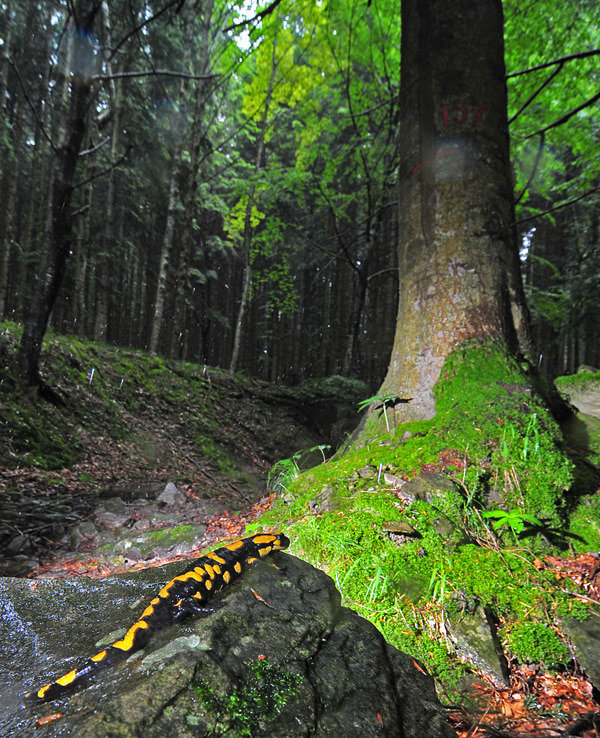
[0,552,456,738]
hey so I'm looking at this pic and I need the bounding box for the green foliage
[267,444,330,494]
[481,508,542,542]
[194,659,300,735]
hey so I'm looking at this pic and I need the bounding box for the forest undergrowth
[253,344,600,738]
[2,324,600,736]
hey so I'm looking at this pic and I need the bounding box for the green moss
[567,493,600,549]
[253,342,592,684]
[193,660,300,735]
[504,622,569,669]
[555,370,600,391]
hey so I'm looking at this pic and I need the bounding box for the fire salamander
[26,533,290,703]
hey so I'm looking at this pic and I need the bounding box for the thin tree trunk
[0,3,33,316]
[149,0,197,355]
[229,24,279,374]
[169,0,215,358]
[17,0,101,389]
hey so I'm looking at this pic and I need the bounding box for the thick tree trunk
[381,0,532,422]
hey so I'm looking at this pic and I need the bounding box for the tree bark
[381,0,532,422]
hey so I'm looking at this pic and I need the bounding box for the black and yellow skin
[26,533,289,703]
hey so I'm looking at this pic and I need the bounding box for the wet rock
[101,497,129,514]
[69,522,99,549]
[383,472,405,488]
[98,481,164,502]
[448,605,510,686]
[560,607,600,688]
[1,553,456,738]
[5,535,32,555]
[383,521,420,536]
[403,472,458,503]
[358,465,377,479]
[157,483,187,507]
[94,523,208,564]
[309,485,340,512]
[0,556,39,577]
[94,510,132,530]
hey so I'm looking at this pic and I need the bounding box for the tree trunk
[0,2,33,316]
[381,0,532,422]
[229,23,279,375]
[148,0,197,355]
[169,0,215,359]
[17,0,101,389]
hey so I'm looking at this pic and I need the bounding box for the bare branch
[509,64,563,125]
[74,144,132,190]
[80,136,110,156]
[514,185,600,226]
[223,0,286,32]
[92,68,219,82]
[507,48,600,78]
[524,89,600,139]
[514,132,544,205]
[7,57,55,150]
[109,0,185,62]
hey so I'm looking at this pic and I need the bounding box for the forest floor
[0,324,337,577]
[2,327,600,737]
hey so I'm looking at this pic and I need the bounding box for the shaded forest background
[0,0,599,391]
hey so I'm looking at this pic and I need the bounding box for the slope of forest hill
[0,321,367,575]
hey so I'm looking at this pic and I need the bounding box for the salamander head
[249,533,290,555]
[273,533,290,550]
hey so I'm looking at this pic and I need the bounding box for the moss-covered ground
[250,343,600,690]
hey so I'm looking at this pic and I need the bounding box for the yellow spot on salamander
[206,552,226,564]
[158,580,175,598]
[258,546,272,557]
[177,571,203,583]
[112,620,149,651]
[56,669,78,687]
[253,535,276,545]
[204,564,216,579]
[225,539,244,551]
[234,561,242,574]
[141,604,155,618]
[223,570,231,584]
[213,564,221,575]
[247,557,257,564]
[205,579,212,590]
[91,650,107,662]
[38,684,52,699]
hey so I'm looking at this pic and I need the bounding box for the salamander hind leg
[173,597,226,619]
